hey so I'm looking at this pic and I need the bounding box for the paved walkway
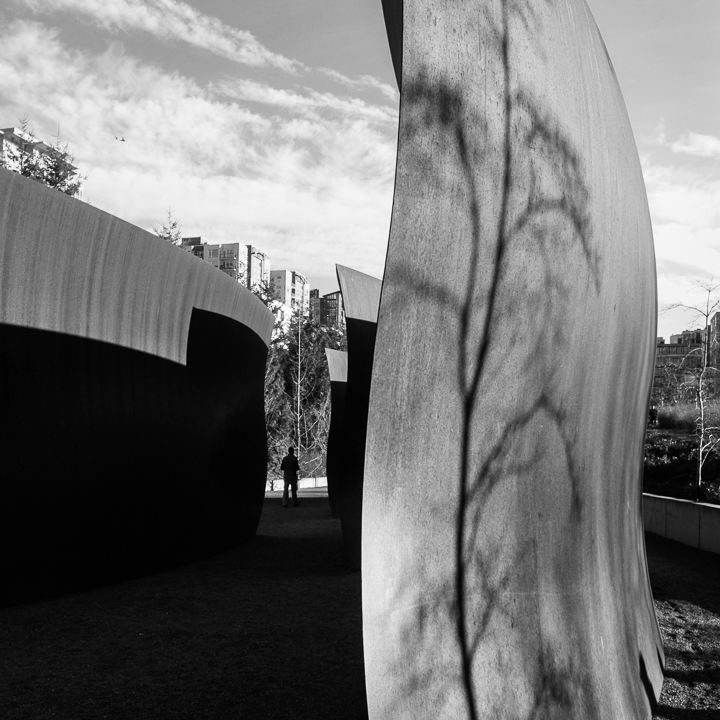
[0,493,717,719]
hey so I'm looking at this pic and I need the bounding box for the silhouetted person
[649,405,658,426]
[281,447,300,507]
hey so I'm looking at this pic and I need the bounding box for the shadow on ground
[1,502,718,720]
[0,495,368,720]
[647,534,720,720]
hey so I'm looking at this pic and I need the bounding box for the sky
[0,0,718,341]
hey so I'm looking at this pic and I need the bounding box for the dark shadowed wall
[336,265,381,570]
[0,169,273,602]
[325,349,348,518]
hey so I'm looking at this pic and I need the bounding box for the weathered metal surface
[363,0,663,717]
[0,170,273,361]
[336,265,382,569]
[0,169,273,601]
[325,349,348,518]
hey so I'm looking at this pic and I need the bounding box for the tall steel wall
[325,348,348,519]
[336,265,381,570]
[0,169,274,602]
[363,1,663,717]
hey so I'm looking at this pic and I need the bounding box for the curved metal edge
[363,0,664,716]
[0,169,274,363]
[335,264,382,323]
[325,348,349,383]
[381,0,403,90]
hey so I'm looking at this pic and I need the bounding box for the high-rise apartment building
[218,244,242,280]
[245,245,270,291]
[270,269,310,316]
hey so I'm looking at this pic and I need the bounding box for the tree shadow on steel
[371,0,662,717]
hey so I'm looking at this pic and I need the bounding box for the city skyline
[0,1,717,340]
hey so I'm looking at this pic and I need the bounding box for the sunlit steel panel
[363,1,664,717]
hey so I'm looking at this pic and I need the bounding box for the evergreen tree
[154,209,182,245]
[11,119,83,197]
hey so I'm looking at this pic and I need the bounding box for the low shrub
[644,429,720,504]
[644,432,696,468]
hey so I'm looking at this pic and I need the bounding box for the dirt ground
[646,534,720,719]
[0,493,718,719]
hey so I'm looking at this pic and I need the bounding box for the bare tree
[667,280,720,500]
[262,307,345,487]
[287,311,345,479]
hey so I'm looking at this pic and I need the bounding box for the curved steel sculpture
[336,264,381,570]
[325,348,348,518]
[0,169,274,599]
[363,1,664,718]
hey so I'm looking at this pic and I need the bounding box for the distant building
[218,243,242,281]
[653,330,704,403]
[669,329,703,347]
[270,269,310,316]
[309,289,345,330]
[310,289,321,321]
[180,236,206,260]
[710,312,720,368]
[180,237,221,271]
[245,245,270,292]
[180,239,270,289]
[0,127,32,172]
[655,336,702,369]
[321,290,345,329]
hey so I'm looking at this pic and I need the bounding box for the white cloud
[212,78,397,125]
[643,162,720,228]
[640,155,720,338]
[0,20,396,283]
[318,68,399,103]
[670,132,720,161]
[13,0,304,73]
